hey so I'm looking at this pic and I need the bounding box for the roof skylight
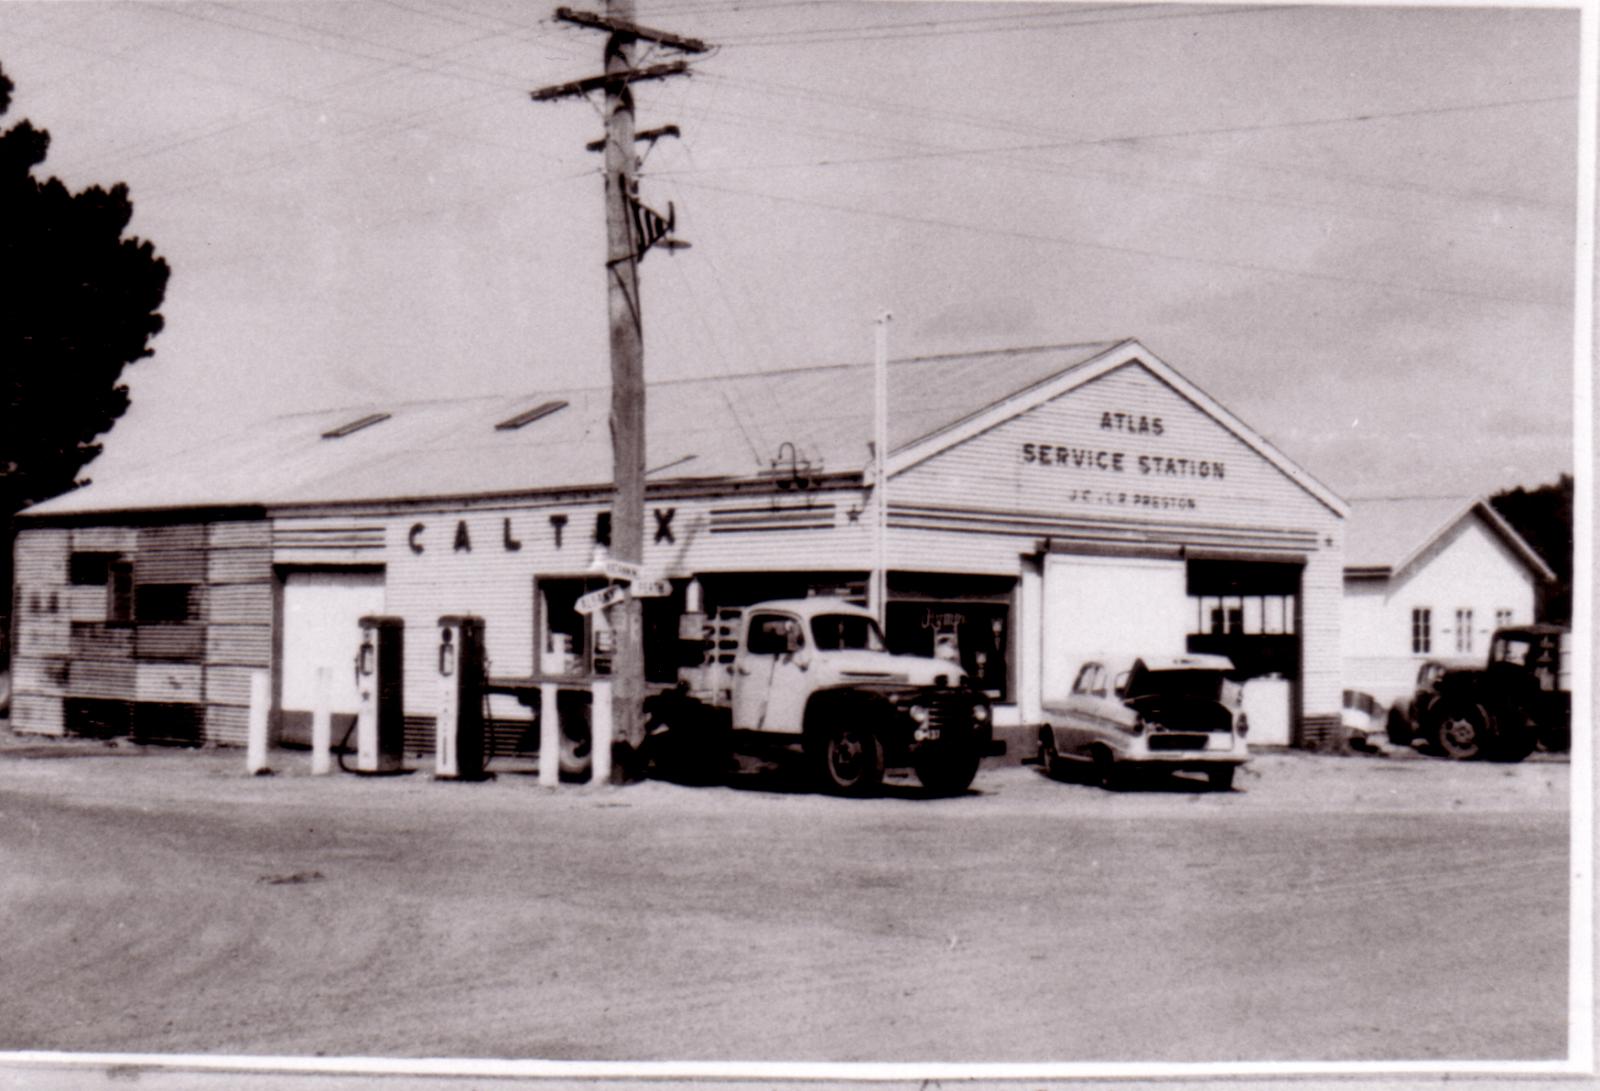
[495,400,569,431]
[321,412,391,439]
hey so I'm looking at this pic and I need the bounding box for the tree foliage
[1,62,170,516]
[1490,473,1573,624]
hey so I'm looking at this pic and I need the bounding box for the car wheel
[1208,766,1235,791]
[1038,728,1062,779]
[817,724,885,796]
[1433,702,1491,761]
[1091,746,1124,791]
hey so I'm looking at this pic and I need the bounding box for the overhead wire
[670,175,1568,310]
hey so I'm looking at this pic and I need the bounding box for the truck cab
[653,598,994,795]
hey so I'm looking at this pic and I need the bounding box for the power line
[670,176,1568,310]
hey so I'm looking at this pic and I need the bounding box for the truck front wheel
[913,744,979,796]
[815,724,885,796]
[1433,701,1491,761]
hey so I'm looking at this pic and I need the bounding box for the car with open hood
[1038,653,1248,790]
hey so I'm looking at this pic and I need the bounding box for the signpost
[575,584,629,616]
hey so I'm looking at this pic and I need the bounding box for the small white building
[1341,496,1554,711]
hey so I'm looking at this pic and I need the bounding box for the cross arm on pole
[530,60,690,102]
[554,7,710,53]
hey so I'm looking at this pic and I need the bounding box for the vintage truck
[1396,623,1571,762]
[641,597,996,795]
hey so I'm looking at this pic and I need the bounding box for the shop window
[885,601,1009,701]
[1455,608,1474,654]
[537,576,681,683]
[1411,608,1431,654]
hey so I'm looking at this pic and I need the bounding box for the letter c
[408,523,425,554]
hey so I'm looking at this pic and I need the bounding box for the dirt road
[0,738,1572,1070]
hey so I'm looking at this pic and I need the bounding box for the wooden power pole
[533,3,705,782]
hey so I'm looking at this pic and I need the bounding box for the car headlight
[1237,713,1250,738]
[971,702,991,724]
[1130,715,1146,738]
[908,704,929,724]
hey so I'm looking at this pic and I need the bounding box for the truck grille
[923,693,967,732]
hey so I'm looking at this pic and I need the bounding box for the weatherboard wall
[7,519,274,745]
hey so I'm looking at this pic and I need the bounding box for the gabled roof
[23,342,1119,517]
[888,339,1348,518]
[1343,496,1555,582]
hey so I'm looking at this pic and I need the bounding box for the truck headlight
[908,704,929,724]
[971,703,991,724]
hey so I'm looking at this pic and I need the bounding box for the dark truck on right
[1388,624,1571,762]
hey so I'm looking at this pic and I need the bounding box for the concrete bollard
[310,666,332,776]
[246,670,271,775]
[591,680,612,786]
[538,682,559,789]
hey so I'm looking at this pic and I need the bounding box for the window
[1495,608,1514,628]
[1411,608,1431,654]
[69,551,119,586]
[134,583,196,623]
[811,613,883,652]
[108,561,134,625]
[1186,594,1294,636]
[1455,608,1474,654]
[747,613,802,656]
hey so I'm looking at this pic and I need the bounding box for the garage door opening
[1186,558,1302,746]
[278,568,386,747]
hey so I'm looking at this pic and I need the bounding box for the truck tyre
[1433,701,1491,761]
[1385,706,1413,747]
[816,724,885,796]
[913,743,979,796]
[558,705,592,781]
[644,702,726,786]
[1487,712,1537,764]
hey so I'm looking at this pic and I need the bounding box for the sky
[0,0,1589,502]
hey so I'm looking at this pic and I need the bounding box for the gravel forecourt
[0,728,1576,1088]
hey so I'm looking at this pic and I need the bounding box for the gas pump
[354,615,406,774]
[435,615,488,780]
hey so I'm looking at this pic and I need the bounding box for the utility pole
[532,3,705,782]
[871,312,891,629]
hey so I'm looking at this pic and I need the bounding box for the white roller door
[1041,554,1187,705]
[281,570,386,717]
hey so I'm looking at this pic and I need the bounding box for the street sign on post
[602,559,643,584]
[575,584,628,616]
[632,579,672,598]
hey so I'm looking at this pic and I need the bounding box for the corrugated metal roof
[1344,495,1554,581]
[25,341,1118,516]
